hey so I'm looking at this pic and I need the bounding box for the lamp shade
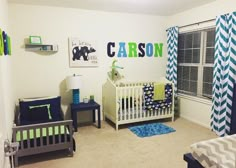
[66,75,82,90]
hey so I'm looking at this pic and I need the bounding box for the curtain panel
[166,26,178,93]
[211,12,236,136]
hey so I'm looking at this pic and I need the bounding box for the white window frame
[177,27,215,99]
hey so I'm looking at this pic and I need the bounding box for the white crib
[102,77,175,130]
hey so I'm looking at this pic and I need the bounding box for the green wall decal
[0,28,3,56]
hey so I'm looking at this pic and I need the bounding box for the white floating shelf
[25,44,58,52]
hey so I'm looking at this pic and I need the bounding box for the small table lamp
[66,75,82,104]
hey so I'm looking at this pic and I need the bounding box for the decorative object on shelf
[83,97,89,103]
[25,44,58,52]
[7,35,11,55]
[69,37,98,67]
[2,31,8,55]
[29,36,42,44]
[0,28,11,56]
[90,95,94,102]
[0,28,4,56]
[66,75,82,104]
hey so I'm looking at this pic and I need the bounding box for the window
[177,28,215,99]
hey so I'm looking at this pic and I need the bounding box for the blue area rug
[128,123,175,138]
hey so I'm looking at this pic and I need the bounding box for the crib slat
[132,87,135,119]
[139,86,143,118]
[119,88,123,121]
[33,128,37,147]
[139,87,143,118]
[117,87,120,121]
[124,87,128,120]
[136,87,139,118]
[64,124,67,143]
[133,87,136,119]
[40,128,43,146]
[153,106,157,117]
[148,82,152,117]
[120,88,125,120]
[58,125,61,143]
[69,123,73,143]
[20,130,24,149]
[53,126,55,144]
[46,127,49,145]
[124,88,127,120]
[128,88,131,120]
[27,129,30,148]
[135,88,139,119]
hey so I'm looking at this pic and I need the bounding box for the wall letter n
[154,43,163,57]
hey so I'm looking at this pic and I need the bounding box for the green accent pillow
[29,104,52,120]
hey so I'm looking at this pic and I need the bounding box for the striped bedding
[191,134,236,168]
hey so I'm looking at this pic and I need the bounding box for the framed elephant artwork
[69,37,98,67]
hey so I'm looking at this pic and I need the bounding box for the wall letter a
[118,42,127,57]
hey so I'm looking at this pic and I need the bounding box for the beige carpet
[18,118,217,168]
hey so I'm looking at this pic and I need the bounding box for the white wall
[0,0,8,139]
[0,0,14,167]
[9,4,167,122]
[9,0,236,129]
[167,0,236,128]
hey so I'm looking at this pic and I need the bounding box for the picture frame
[68,37,98,67]
[29,36,42,44]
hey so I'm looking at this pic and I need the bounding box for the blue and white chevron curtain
[211,12,236,136]
[166,27,178,93]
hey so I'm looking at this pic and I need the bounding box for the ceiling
[8,0,216,16]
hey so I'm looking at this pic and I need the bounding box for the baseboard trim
[180,115,210,129]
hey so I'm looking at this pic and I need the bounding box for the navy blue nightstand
[71,101,101,132]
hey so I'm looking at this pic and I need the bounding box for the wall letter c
[107,42,115,57]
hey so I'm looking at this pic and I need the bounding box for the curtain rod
[179,18,215,29]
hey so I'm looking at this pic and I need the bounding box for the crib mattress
[191,134,236,168]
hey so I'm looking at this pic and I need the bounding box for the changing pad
[191,134,236,168]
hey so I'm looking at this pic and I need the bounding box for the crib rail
[116,81,155,115]
[115,81,155,87]
[103,78,174,130]
[116,84,145,121]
